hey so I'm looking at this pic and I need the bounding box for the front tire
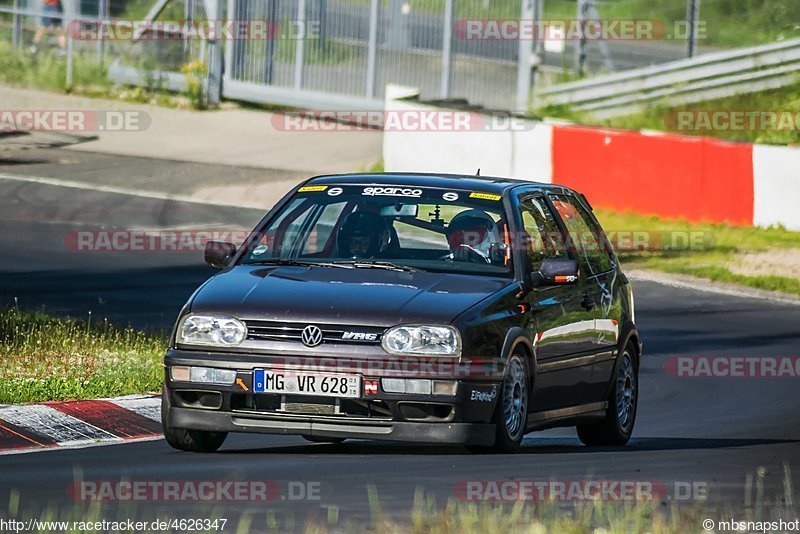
[161,387,228,453]
[469,351,530,454]
[577,343,638,447]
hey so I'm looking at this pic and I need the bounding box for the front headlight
[177,314,247,347]
[381,325,461,357]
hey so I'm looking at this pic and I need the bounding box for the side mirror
[530,259,579,287]
[205,241,236,269]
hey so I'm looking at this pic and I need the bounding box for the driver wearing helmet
[445,210,501,264]
[337,211,391,259]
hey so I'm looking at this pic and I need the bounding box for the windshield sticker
[327,187,343,196]
[252,244,269,255]
[442,192,459,201]
[470,192,501,201]
[299,185,328,192]
[362,187,423,198]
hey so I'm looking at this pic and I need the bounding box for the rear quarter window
[550,194,614,276]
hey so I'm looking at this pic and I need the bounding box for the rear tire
[577,343,638,447]
[161,386,228,453]
[468,350,530,454]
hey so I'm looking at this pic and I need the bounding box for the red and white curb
[0,395,161,455]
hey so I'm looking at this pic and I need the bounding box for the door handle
[581,292,595,310]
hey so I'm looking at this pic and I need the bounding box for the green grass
[100,0,186,20]
[3,465,791,533]
[0,308,166,404]
[0,40,110,93]
[541,0,800,48]
[537,79,800,145]
[0,37,210,109]
[369,464,795,534]
[595,208,800,295]
[275,35,352,65]
[400,0,800,48]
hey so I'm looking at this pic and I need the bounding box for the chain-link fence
[542,0,799,73]
[0,0,209,97]
[2,0,797,111]
[223,0,524,110]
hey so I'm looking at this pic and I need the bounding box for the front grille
[244,320,385,345]
[230,393,392,419]
[284,399,337,416]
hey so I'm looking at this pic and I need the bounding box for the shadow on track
[214,436,799,456]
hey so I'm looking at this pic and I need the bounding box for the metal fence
[535,37,800,118]
[220,0,527,110]
[2,0,796,112]
[0,0,210,92]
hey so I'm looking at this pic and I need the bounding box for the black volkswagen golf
[163,173,641,453]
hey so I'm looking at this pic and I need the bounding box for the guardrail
[534,38,800,119]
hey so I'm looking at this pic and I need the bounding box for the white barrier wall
[383,86,800,231]
[511,122,553,183]
[383,85,553,182]
[753,144,800,231]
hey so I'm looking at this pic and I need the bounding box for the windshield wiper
[333,261,420,273]
[244,259,354,269]
[245,258,419,273]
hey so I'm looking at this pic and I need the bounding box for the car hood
[188,265,511,326]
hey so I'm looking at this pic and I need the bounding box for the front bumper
[167,405,495,445]
[164,348,501,446]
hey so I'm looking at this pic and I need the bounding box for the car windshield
[239,184,513,277]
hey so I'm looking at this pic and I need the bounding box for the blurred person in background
[31,0,67,53]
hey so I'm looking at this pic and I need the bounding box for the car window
[282,205,314,254]
[302,202,348,254]
[240,185,513,277]
[518,196,568,270]
[394,220,449,250]
[550,194,614,276]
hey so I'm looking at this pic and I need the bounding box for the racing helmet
[445,209,500,262]
[337,211,391,259]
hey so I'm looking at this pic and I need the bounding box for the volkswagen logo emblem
[301,325,324,347]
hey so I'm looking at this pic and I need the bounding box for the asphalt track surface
[0,163,799,529]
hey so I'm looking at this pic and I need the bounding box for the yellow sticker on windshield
[470,192,501,201]
[299,185,328,192]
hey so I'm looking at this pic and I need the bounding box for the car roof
[306,172,571,195]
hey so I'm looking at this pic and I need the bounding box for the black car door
[548,193,621,404]
[517,194,597,413]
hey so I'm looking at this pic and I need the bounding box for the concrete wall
[383,87,800,231]
[383,85,553,182]
[753,144,800,230]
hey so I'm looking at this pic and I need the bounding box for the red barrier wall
[551,125,754,225]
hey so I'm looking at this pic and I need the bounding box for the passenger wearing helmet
[445,209,501,264]
[337,211,391,259]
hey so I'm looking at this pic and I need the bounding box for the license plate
[253,369,361,398]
